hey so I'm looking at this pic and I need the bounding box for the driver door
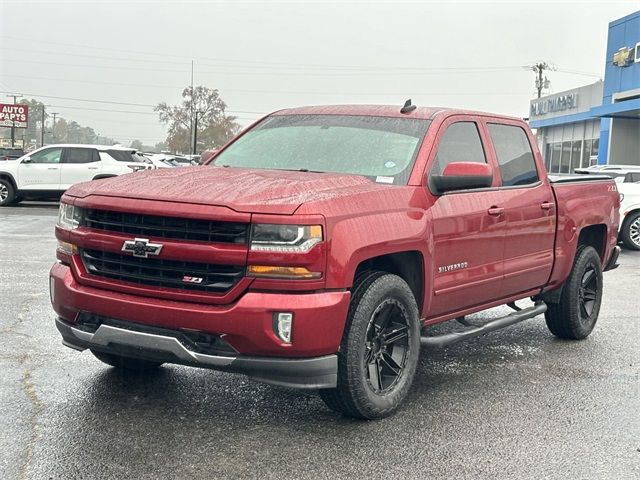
[17,147,63,190]
[426,119,506,318]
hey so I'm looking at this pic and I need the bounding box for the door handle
[540,202,555,210]
[47,167,59,170]
[487,207,504,216]
[88,167,98,170]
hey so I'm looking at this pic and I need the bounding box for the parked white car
[143,153,180,168]
[0,144,153,206]
[617,180,640,250]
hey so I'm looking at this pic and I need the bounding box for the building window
[545,144,552,172]
[550,142,562,173]
[582,139,592,168]
[571,140,582,173]
[591,139,599,165]
[561,141,571,173]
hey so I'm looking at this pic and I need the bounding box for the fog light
[273,312,293,343]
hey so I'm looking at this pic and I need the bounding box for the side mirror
[22,156,31,163]
[430,162,493,194]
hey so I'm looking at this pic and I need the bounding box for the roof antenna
[400,99,416,114]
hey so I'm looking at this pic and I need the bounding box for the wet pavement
[1,203,638,479]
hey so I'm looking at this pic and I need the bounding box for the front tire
[319,272,420,419]
[545,246,603,340]
[620,212,640,251]
[91,350,163,371]
[0,179,16,206]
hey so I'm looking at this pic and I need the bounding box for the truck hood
[65,166,394,215]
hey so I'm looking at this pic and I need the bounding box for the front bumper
[56,317,337,389]
[50,262,350,357]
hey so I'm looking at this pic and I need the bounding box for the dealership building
[529,10,640,172]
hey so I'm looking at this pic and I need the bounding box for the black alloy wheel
[364,299,410,393]
[545,245,603,340]
[578,266,599,321]
[319,272,420,419]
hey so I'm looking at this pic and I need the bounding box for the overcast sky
[0,0,638,147]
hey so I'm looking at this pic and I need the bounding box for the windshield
[212,114,431,184]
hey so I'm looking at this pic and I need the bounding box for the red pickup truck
[51,104,621,419]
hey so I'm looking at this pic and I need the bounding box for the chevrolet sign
[612,46,634,67]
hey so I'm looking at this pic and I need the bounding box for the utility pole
[40,104,45,147]
[6,94,21,147]
[193,111,203,155]
[190,60,194,155]
[51,112,59,143]
[529,62,554,98]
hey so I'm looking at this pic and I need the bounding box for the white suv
[617,180,640,250]
[0,144,153,206]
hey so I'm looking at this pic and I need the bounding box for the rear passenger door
[60,147,101,189]
[427,118,506,318]
[485,122,556,296]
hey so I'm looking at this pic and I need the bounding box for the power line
[0,37,526,71]
[0,90,267,115]
[2,91,156,107]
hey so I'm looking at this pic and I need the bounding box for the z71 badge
[437,262,469,274]
[182,276,204,284]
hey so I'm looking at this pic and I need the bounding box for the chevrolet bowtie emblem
[121,238,163,258]
[612,47,633,67]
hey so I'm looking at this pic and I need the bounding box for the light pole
[40,104,45,147]
[51,112,59,143]
[193,110,203,155]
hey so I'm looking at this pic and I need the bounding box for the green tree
[155,86,240,154]
[130,139,144,150]
[18,98,47,148]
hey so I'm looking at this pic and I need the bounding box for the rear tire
[319,272,420,419]
[620,212,640,251]
[91,350,163,371]
[545,246,603,340]
[0,179,16,206]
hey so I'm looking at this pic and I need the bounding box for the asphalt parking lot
[1,203,638,480]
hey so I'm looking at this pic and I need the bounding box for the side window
[431,122,486,175]
[64,148,99,164]
[29,148,63,164]
[488,124,539,187]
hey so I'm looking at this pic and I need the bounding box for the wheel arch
[577,224,607,262]
[352,251,425,315]
[0,172,18,191]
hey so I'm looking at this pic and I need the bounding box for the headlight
[250,224,323,253]
[57,203,82,230]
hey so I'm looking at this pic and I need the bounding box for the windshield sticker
[384,161,397,169]
[376,176,394,184]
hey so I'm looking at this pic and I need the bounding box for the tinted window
[106,150,141,162]
[213,115,431,185]
[431,122,486,175]
[29,147,63,164]
[65,148,98,164]
[488,124,539,186]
